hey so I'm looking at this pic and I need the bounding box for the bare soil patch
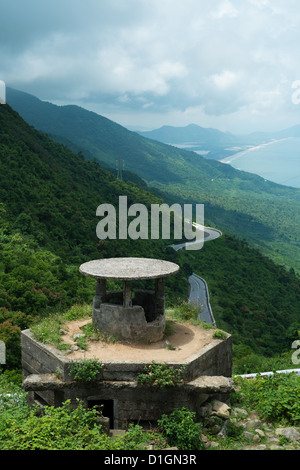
[61,318,215,362]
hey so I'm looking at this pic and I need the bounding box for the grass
[165,301,226,335]
[30,302,121,352]
[30,300,229,354]
[30,303,92,351]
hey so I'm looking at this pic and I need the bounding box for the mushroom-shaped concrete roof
[79,257,180,281]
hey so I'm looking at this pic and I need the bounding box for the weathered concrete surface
[80,258,178,343]
[23,372,233,429]
[23,373,233,395]
[79,257,180,280]
[93,303,165,343]
[22,329,232,383]
[23,373,66,391]
[21,322,233,429]
[186,376,234,394]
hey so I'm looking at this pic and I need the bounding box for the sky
[1,0,300,134]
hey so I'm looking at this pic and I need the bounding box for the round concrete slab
[79,257,180,281]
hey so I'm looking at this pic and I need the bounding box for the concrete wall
[22,329,232,383]
[21,328,233,430]
[92,289,165,343]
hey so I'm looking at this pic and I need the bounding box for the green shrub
[0,399,107,450]
[235,372,300,425]
[137,361,185,389]
[69,359,103,382]
[172,301,199,321]
[213,330,227,340]
[0,374,160,451]
[0,368,23,387]
[158,407,204,450]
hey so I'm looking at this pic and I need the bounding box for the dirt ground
[61,318,215,362]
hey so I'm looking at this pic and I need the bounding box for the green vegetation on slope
[176,234,300,366]
[7,87,300,273]
[0,103,299,374]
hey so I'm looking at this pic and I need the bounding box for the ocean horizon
[221,137,300,189]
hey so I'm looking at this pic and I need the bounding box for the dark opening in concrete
[34,392,48,407]
[88,399,114,428]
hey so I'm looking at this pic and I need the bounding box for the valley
[0,99,299,376]
[6,87,300,273]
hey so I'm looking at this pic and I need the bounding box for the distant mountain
[6,87,300,272]
[140,123,300,144]
[138,123,238,146]
[241,125,300,142]
[139,123,300,155]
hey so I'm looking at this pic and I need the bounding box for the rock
[201,435,212,449]
[275,428,300,442]
[256,445,267,450]
[217,421,228,439]
[209,442,220,448]
[211,424,222,435]
[243,430,261,443]
[212,400,231,419]
[255,429,265,439]
[199,403,213,417]
[231,407,248,418]
[204,415,223,434]
[270,444,284,450]
[73,333,85,340]
[243,431,254,441]
[244,419,262,431]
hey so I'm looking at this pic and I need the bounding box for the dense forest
[0,103,299,374]
[7,87,300,273]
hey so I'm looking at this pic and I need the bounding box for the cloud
[1,0,300,132]
[211,70,241,90]
[212,1,239,19]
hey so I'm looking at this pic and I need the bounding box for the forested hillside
[0,103,299,373]
[7,87,300,273]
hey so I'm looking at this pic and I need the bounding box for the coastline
[220,138,290,165]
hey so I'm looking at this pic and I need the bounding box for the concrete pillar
[123,281,132,308]
[155,277,164,316]
[93,279,107,309]
[96,279,107,297]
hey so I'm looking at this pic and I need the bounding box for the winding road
[188,274,216,325]
[172,225,221,326]
[171,224,222,251]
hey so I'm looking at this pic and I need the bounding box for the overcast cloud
[1,0,300,133]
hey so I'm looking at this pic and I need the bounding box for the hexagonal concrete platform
[22,318,233,429]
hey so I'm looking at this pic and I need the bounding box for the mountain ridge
[5,87,300,273]
[138,122,300,147]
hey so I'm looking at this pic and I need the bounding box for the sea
[220,137,300,189]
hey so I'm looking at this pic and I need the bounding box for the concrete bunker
[22,257,233,431]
